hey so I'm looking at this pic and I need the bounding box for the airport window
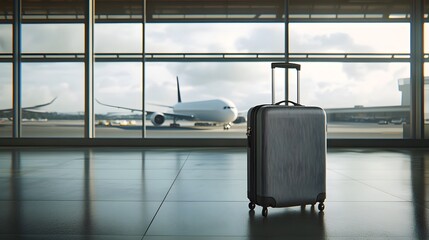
[143,62,410,139]
[144,62,271,138]
[21,63,84,138]
[94,62,142,138]
[22,24,84,53]
[145,23,285,53]
[425,64,429,138]
[143,22,284,138]
[94,24,142,53]
[0,0,427,145]
[423,23,429,139]
[0,63,12,138]
[0,25,12,53]
[294,62,410,139]
[289,23,409,54]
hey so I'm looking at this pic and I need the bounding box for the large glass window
[297,62,410,139]
[0,24,12,53]
[288,22,410,139]
[21,63,84,138]
[424,63,429,138]
[146,23,285,53]
[143,23,285,138]
[22,24,84,53]
[424,22,429,138]
[94,62,142,138]
[144,62,410,139]
[95,24,142,53]
[0,63,12,137]
[20,21,84,137]
[290,23,409,54]
[144,62,270,138]
[94,22,143,138]
[0,0,424,143]
[0,19,12,138]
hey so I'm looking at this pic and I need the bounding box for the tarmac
[0,120,404,139]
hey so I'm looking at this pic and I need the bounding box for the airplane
[96,77,239,130]
[0,97,57,120]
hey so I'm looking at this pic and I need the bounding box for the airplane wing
[0,97,57,113]
[23,97,57,110]
[96,99,195,121]
[96,99,141,112]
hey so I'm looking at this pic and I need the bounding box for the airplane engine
[150,112,165,126]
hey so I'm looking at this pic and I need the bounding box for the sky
[0,22,417,114]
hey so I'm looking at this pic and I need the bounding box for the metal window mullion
[142,0,146,138]
[410,0,424,139]
[84,0,95,138]
[12,0,22,138]
[284,0,289,103]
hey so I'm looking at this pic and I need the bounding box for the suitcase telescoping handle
[271,62,301,105]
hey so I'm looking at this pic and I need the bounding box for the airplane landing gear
[170,118,180,128]
[223,123,232,130]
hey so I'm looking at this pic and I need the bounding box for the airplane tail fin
[176,76,182,103]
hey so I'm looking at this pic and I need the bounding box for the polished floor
[0,147,429,239]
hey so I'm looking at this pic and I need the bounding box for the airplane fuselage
[173,99,238,123]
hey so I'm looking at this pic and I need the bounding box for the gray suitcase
[247,63,326,217]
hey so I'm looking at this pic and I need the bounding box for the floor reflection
[411,150,428,240]
[1,147,429,239]
[247,205,325,239]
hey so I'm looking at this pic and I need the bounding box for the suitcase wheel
[318,202,325,211]
[262,207,268,217]
[248,202,255,210]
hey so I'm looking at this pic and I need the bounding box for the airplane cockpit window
[223,106,235,109]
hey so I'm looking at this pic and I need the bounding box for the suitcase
[247,62,326,217]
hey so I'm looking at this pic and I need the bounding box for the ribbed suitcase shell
[247,104,326,213]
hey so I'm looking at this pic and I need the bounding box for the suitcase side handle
[275,100,302,106]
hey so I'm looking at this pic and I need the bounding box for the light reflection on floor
[0,147,428,239]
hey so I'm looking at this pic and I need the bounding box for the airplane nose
[230,108,238,120]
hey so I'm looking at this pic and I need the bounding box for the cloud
[341,63,388,81]
[0,25,12,52]
[94,63,143,113]
[146,23,279,53]
[95,24,142,53]
[298,62,407,108]
[235,26,284,52]
[291,32,372,53]
[20,63,84,112]
[22,24,84,53]
[0,37,8,53]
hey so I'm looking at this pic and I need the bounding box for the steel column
[142,0,146,138]
[84,0,95,138]
[410,0,424,139]
[12,0,22,138]
[284,0,289,103]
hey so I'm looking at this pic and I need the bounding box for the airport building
[0,0,428,144]
[1,1,429,239]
